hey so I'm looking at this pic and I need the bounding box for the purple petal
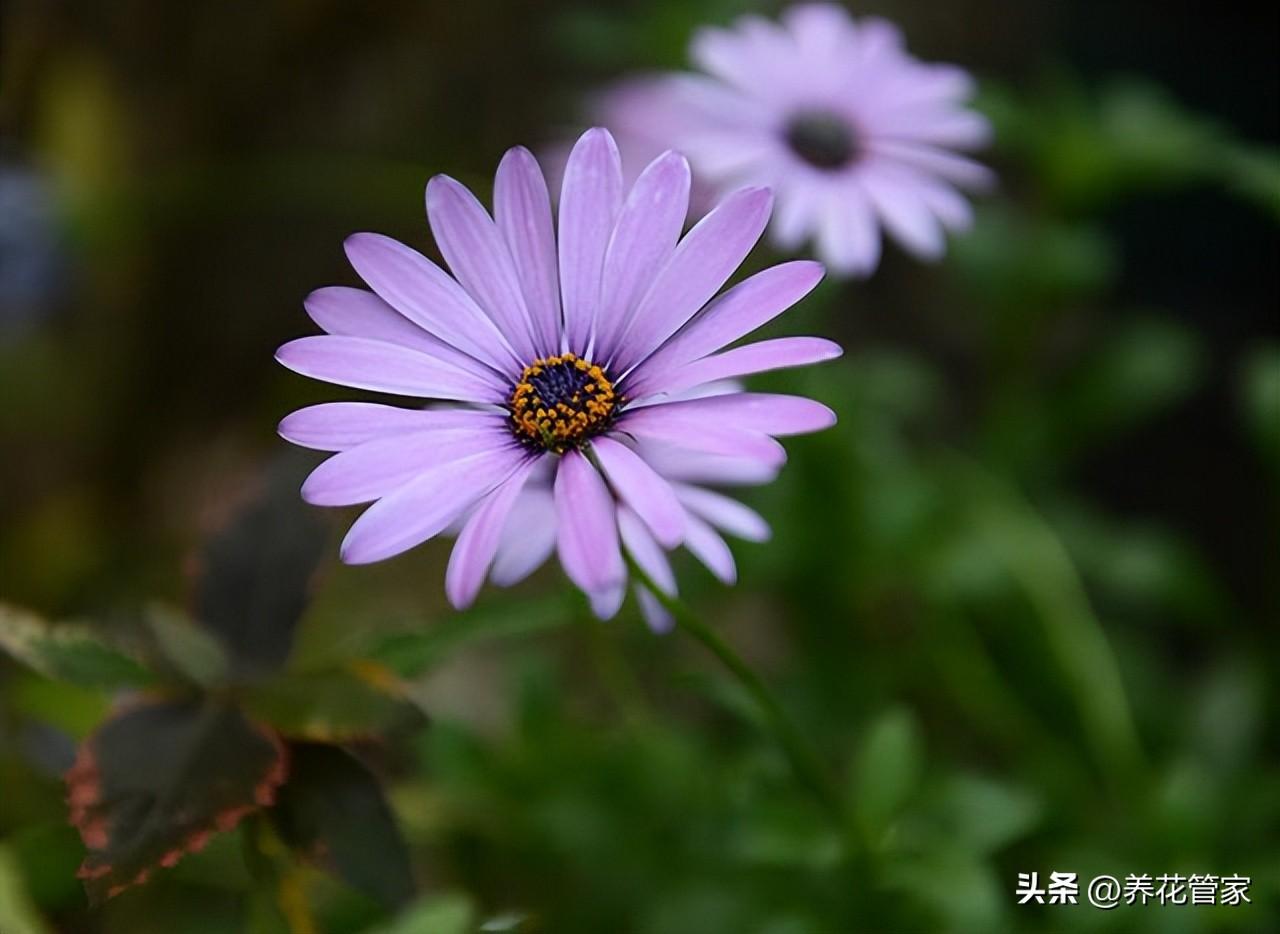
[632,336,841,397]
[683,513,736,584]
[619,506,678,633]
[863,168,945,259]
[592,151,691,360]
[559,128,624,354]
[636,587,674,634]
[303,286,504,387]
[589,582,627,620]
[590,436,685,547]
[869,141,995,189]
[633,393,836,437]
[817,184,881,277]
[446,457,541,608]
[339,445,528,565]
[491,487,558,586]
[494,147,562,355]
[344,232,521,373]
[554,448,624,594]
[275,336,506,403]
[618,506,676,593]
[426,175,540,361]
[673,484,770,542]
[622,261,824,390]
[619,406,787,466]
[610,186,773,373]
[301,425,514,506]
[635,443,781,487]
[279,403,503,452]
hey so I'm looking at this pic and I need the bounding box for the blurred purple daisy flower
[276,128,839,628]
[578,3,993,277]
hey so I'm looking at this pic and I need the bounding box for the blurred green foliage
[1,0,1277,932]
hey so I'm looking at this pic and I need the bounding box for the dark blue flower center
[785,111,859,170]
[510,353,617,452]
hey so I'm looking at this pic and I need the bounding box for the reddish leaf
[67,699,287,901]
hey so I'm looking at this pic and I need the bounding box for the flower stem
[625,556,851,834]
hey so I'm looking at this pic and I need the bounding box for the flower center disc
[784,111,859,170]
[510,353,617,452]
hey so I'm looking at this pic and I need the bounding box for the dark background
[1,2,1277,932]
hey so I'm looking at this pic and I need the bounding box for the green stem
[625,556,850,834]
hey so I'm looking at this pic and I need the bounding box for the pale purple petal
[491,487,558,586]
[619,406,787,466]
[554,449,624,594]
[635,442,781,487]
[301,426,513,506]
[494,147,562,355]
[303,286,504,388]
[868,141,995,189]
[816,183,881,276]
[589,582,627,620]
[626,392,836,438]
[275,336,506,403]
[770,180,824,250]
[673,484,770,542]
[636,587,674,634]
[426,175,540,361]
[861,168,946,260]
[446,457,541,608]
[683,513,737,584]
[344,232,521,372]
[279,403,503,452]
[623,260,824,391]
[559,128,624,354]
[633,337,841,398]
[592,151,690,359]
[618,506,676,593]
[590,436,685,547]
[874,107,991,149]
[340,445,529,565]
[610,186,773,373]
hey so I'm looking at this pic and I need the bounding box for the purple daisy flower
[276,128,839,628]
[576,3,993,277]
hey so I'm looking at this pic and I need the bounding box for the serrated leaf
[271,744,415,907]
[67,699,287,901]
[194,457,327,678]
[241,662,426,741]
[0,603,154,689]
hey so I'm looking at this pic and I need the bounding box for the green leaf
[919,774,1042,855]
[0,603,154,689]
[146,604,228,688]
[67,699,287,901]
[193,456,327,678]
[241,663,426,741]
[367,892,476,934]
[271,744,415,907]
[849,707,924,841]
[367,593,576,678]
[1242,345,1280,467]
[0,843,52,934]
[1053,317,1203,455]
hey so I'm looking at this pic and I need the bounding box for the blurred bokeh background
[1,1,1277,932]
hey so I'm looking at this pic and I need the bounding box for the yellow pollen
[509,352,618,452]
